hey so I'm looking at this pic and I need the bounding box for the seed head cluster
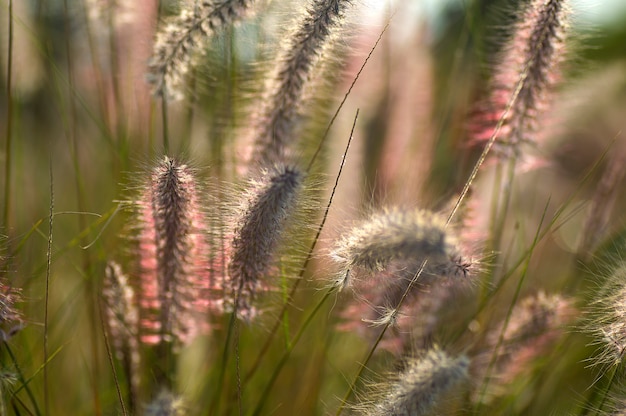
[0,279,23,342]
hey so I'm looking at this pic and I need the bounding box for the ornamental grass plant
[3,0,626,415]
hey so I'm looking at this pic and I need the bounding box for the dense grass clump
[3,0,626,415]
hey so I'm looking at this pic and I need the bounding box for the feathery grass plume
[252,0,352,165]
[0,278,23,342]
[147,0,256,98]
[103,261,140,405]
[136,156,212,346]
[359,347,469,416]
[228,164,303,319]
[586,263,626,368]
[471,0,570,157]
[331,207,472,290]
[473,292,573,403]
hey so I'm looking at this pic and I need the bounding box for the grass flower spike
[252,0,352,165]
[148,0,256,97]
[473,0,570,156]
[331,207,471,289]
[362,347,469,416]
[0,278,23,342]
[228,165,303,318]
[136,157,211,346]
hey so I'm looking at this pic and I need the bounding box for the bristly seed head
[147,0,256,98]
[331,207,472,290]
[228,165,304,319]
[470,0,570,157]
[586,263,626,367]
[136,156,212,345]
[361,347,469,416]
[252,0,352,165]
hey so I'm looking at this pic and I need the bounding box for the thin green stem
[44,164,53,416]
[335,260,429,416]
[251,288,335,416]
[2,344,41,416]
[3,0,14,232]
[162,99,170,154]
[474,198,549,412]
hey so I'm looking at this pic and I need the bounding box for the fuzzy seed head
[474,291,573,402]
[136,157,213,345]
[148,0,255,98]
[364,348,469,416]
[103,261,139,361]
[228,165,303,318]
[588,264,626,367]
[471,0,570,156]
[252,0,352,165]
[144,389,186,416]
[331,208,471,289]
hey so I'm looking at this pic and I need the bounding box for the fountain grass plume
[0,277,23,342]
[134,156,212,346]
[331,207,472,290]
[148,0,257,98]
[472,0,570,156]
[586,263,626,368]
[358,347,469,416]
[252,0,353,165]
[227,164,304,319]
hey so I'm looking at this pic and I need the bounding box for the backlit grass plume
[228,164,304,319]
[587,263,626,367]
[252,0,352,165]
[359,347,469,416]
[331,208,472,290]
[135,157,212,346]
[472,0,570,156]
[148,0,256,98]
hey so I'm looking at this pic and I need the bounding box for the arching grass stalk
[452,140,613,345]
[307,21,391,172]
[334,260,429,416]
[242,110,358,387]
[576,363,620,416]
[474,199,549,412]
[251,287,336,416]
[63,1,101,410]
[595,364,619,416]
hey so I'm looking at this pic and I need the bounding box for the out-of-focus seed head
[359,347,470,416]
